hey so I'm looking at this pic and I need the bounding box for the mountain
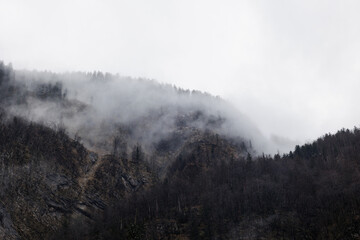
[0,62,254,239]
[1,61,360,239]
[0,61,260,165]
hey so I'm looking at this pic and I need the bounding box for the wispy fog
[1,0,359,151]
[4,68,277,156]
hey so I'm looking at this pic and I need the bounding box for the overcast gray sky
[1,0,360,149]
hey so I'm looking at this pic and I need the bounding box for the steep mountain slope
[0,115,90,239]
[57,128,360,240]
[0,112,158,240]
[0,62,254,239]
[0,111,251,240]
[0,62,259,157]
[3,61,360,239]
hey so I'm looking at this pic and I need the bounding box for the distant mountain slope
[0,61,263,176]
[0,61,261,157]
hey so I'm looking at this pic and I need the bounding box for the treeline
[51,127,360,239]
[0,61,68,105]
[0,60,217,106]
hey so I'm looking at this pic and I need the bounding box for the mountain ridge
[2,61,360,239]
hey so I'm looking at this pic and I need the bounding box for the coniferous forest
[1,62,360,239]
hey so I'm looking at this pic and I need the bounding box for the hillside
[2,62,360,239]
[52,127,360,240]
[0,61,258,164]
[0,62,253,239]
[0,111,159,240]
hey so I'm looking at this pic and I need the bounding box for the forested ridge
[53,127,360,239]
[1,61,360,239]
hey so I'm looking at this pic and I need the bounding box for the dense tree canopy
[52,127,360,239]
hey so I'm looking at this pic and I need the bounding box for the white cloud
[1,0,360,151]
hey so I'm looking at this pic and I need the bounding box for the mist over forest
[2,58,360,239]
[2,0,360,239]
[0,61,276,155]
